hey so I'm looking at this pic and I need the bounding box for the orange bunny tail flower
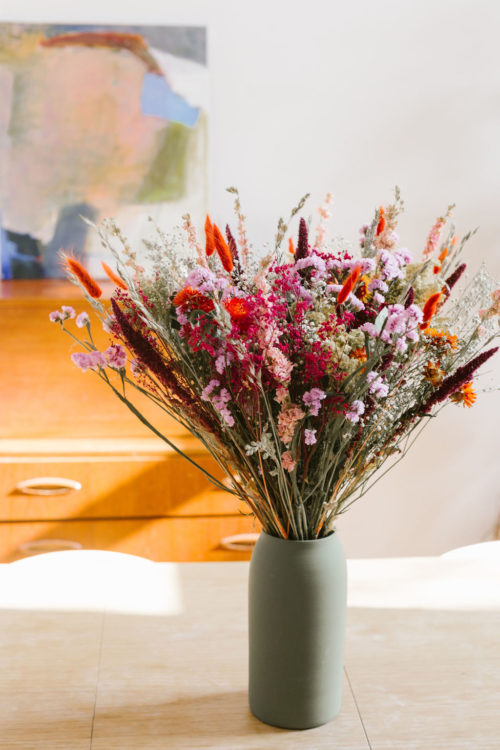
[213,223,234,273]
[376,206,386,236]
[101,261,128,291]
[205,215,215,256]
[65,255,102,298]
[420,292,441,329]
[288,237,295,255]
[337,265,361,306]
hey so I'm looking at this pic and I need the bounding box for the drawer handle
[15,477,82,496]
[220,533,259,551]
[18,539,83,556]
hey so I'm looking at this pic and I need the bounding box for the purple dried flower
[444,263,466,292]
[225,224,238,260]
[111,299,169,385]
[111,299,216,434]
[404,287,414,308]
[295,218,309,261]
[379,352,394,371]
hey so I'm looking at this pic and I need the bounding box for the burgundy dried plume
[295,218,309,261]
[111,298,170,384]
[444,263,466,292]
[404,287,414,309]
[225,224,238,261]
[424,346,498,413]
[379,352,394,371]
[111,299,216,433]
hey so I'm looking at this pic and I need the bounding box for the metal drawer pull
[220,533,259,551]
[18,539,83,555]
[15,477,82,496]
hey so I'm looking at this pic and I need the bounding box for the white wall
[2,0,500,556]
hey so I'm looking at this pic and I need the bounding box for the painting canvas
[0,23,208,279]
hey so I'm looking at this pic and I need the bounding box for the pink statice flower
[346,400,365,423]
[176,308,189,326]
[302,388,326,416]
[379,303,423,347]
[50,307,75,322]
[423,207,453,260]
[366,372,389,398]
[377,249,404,281]
[87,351,107,370]
[368,278,389,293]
[105,344,127,370]
[75,312,90,328]
[359,258,376,274]
[211,388,234,427]
[304,429,317,445]
[347,294,365,312]
[394,247,413,265]
[326,283,342,295]
[215,350,233,375]
[325,257,342,271]
[201,379,220,401]
[281,451,296,472]
[275,386,289,404]
[201,379,234,426]
[267,346,294,385]
[359,323,379,339]
[278,403,305,445]
[71,350,105,371]
[294,254,327,278]
[71,352,91,371]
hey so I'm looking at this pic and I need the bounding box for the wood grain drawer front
[0,456,247,521]
[0,516,259,562]
[0,293,185,440]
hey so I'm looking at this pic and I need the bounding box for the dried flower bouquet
[51,189,499,540]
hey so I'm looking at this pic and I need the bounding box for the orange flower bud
[101,261,128,290]
[205,215,215,256]
[66,256,102,298]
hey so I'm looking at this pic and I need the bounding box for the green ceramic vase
[248,530,347,729]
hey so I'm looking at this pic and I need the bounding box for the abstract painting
[0,23,208,279]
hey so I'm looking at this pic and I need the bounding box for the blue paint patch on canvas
[140,73,199,128]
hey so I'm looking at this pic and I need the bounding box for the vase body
[248,530,347,729]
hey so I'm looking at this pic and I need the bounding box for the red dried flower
[173,287,215,313]
[225,297,251,327]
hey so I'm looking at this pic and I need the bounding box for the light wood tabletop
[0,546,499,749]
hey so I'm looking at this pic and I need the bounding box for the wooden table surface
[0,547,499,749]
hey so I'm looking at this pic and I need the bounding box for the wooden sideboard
[0,281,257,562]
